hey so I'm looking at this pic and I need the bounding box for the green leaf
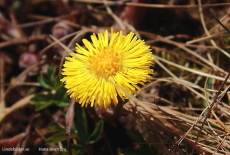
[46,132,78,143]
[48,65,56,83]
[29,94,53,110]
[88,120,104,144]
[53,86,68,102]
[35,100,53,111]
[71,144,85,155]
[30,94,50,104]
[203,78,213,108]
[184,141,189,155]
[38,76,53,90]
[46,132,67,143]
[56,151,68,155]
[53,85,69,107]
[55,100,70,107]
[38,65,62,90]
[70,144,85,151]
[47,122,65,133]
[56,145,85,155]
[75,105,88,143]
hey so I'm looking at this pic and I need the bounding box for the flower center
[89,49,122,78]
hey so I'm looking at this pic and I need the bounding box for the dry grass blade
[103,0,125,29]
[124,101,210,154]
[154,58,209,100]
[49,35,73,54]
[191,72,230,153]
[0,35,47,49]
[0,94,35,124]
[0,52,5,110]
[186,31,227,44]
[1,61,42,104]
[197,0,230,59]
[123,95,230,154]
[71,0,230,8]
[153,54,230,83]
[65,98,75,155]
[155,37,226,73]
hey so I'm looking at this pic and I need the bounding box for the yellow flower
[61,28,154,108]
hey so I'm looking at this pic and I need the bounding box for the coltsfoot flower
[61,28,154,108]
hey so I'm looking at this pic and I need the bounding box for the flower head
[61,28,154,108]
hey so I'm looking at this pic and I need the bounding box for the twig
[0,53,5,110]
[19,13,80,28]
[59,28,91,73]
[155,36,226,73]
[103,0,125,30]
[153,55,230,83]
[193,71,230,153]
[214,133,229,154]
[211,14,230,34]
[0,35,47,49]
[151,46,211,69]
[39,31,79,58]
[197,0,230,59]
[72,0,230,9]
[0,94,35,123]
[1,61,43,104]
[186,31,227,44]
